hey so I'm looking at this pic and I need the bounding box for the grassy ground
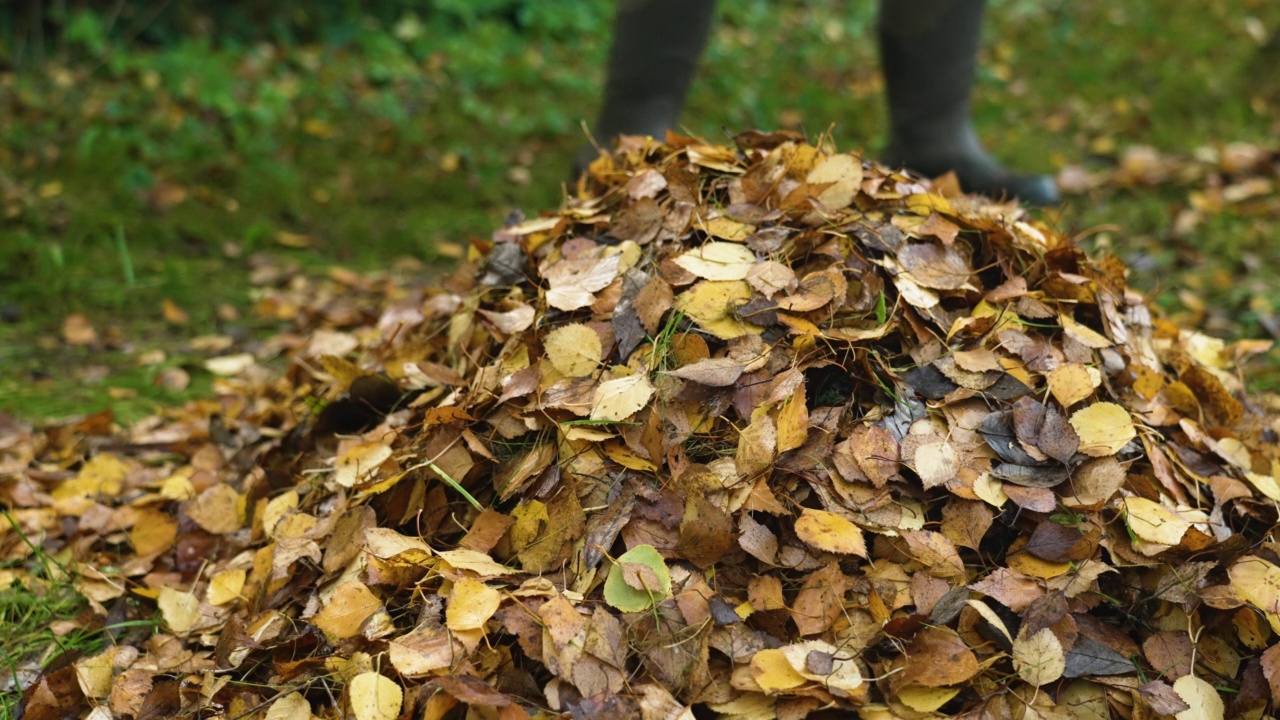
[2,0,1280,424]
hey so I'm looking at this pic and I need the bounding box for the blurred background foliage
[2,0,1280,421]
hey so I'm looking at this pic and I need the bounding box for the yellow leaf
[794,508,867,557]
[349,672,402,720]
[750,648,807,692]
[265,692,313,720]
[263,490,299,537]
[590,373,655,422]
[776,386,809,454]
[1069,402,1136,456]
[898,686,960,713]
[1060,314,1112,348]
[675,281,763,340]
[207,568,246,606]
[434,548,514,577]
[74,647,117,698]
[313,581,382,640]
[778,640,863,693]
[699,216,754,241]
[1013,628,1065,686]
[1123,497,1190,547]
[157,587,200,634]
[1172,675,1224,720]
[319,354,365,390]
[1048,363,1097,408]
[544,323,603,378]
[673,242,757,281]
[735,407,776,478]
[335,442,393,488]
[129,509,177,555]
[906,192,954,216]
[1229,557,1280,633]
[53,454,127,501]
[445,577,502,632]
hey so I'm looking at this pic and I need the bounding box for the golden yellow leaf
[906,192,954,216]
[53,454,127,501]
[674,280,763,340]
[349,672,402,720]
[673,242,757,281]
[776,387,809,454]
[1229,557,1280,633]
[313,581,382,640]
[544,323,603,378]
[750,648,807,692]
[1123,497,1190,547]
[590,373,655,422]
[699,216,754,241]
[207,568,246,606]
[434,548,514,577]
[1048,363,1097,408]
[735,407,776,478]
[74,647,117,698]
[319,354,364,390]
[263,490,299,537]
[777,640,863,693]
[265,692,312,720]
[334,442,393,488]
[445,577,502,632]
[1069,402,1136,456]
[794,508,867,557]
[898,686,960,713]
[157,587,200,634]
[1060,314,1112,348]
[129,509,177,556]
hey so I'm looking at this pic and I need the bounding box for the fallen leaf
[1013,628,1066,686]
[794,509,867,557]
[349,672,402,720]
[545,323,603,377]
[604,544,672,612]
[673,242,757,281]
[590,373,655,422]
[1070,402,1136,456]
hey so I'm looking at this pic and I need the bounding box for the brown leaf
[791,562,847,636]
[940,498,993,551]
[900,628,980,687]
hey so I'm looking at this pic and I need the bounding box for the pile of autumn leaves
[15,130,1280,720]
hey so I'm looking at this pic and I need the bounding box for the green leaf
[603,544,672,612]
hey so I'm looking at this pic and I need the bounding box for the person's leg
[575,0,717,174]
[878,0,1059,205]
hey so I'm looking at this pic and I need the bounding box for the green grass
[0,513,110,715]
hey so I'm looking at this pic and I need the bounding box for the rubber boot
[574,0,717,176]
[878,0,1060,205]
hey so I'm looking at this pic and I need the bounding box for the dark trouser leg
[575,0,717,174]
[878,0,1060,205]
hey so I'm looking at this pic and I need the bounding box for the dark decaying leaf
[1063,635,1136,678]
